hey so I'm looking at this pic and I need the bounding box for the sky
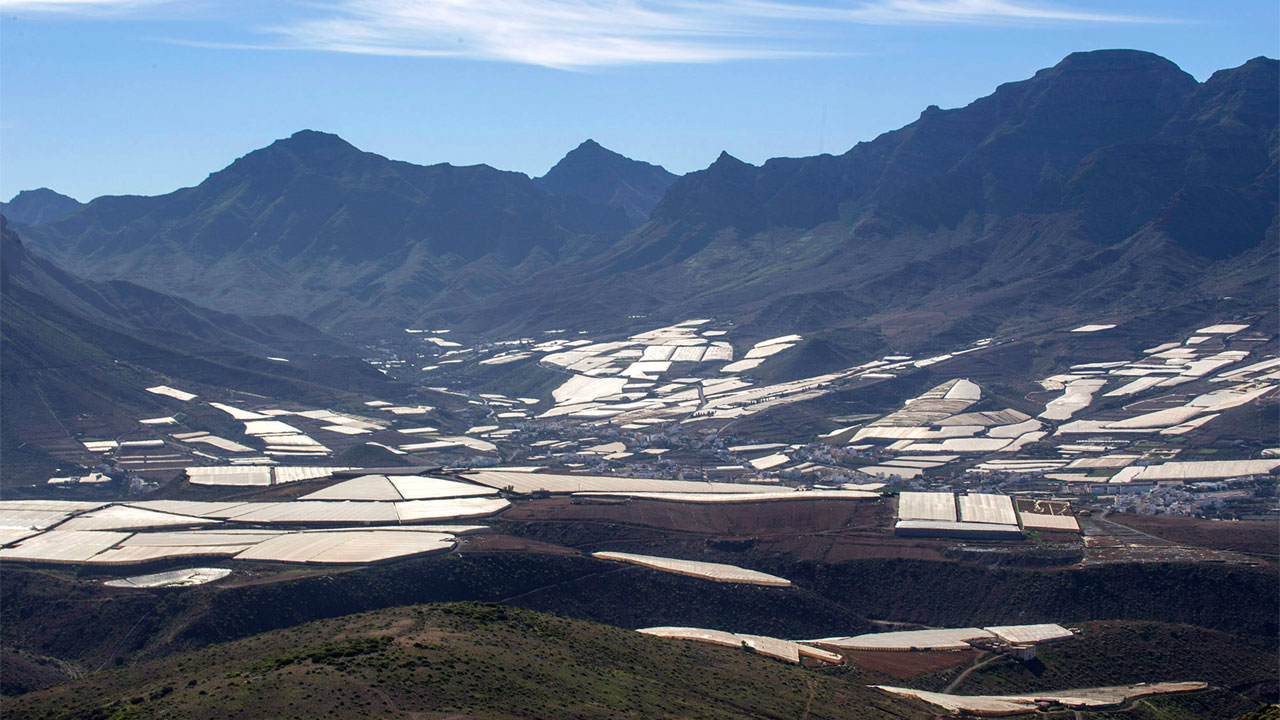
[1,0,1276,201]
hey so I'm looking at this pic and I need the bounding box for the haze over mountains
[0,216,402,480]
[11,50,1277,350]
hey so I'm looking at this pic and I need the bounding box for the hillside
[454,51,1278,349]
[0,217,406,485]
[7,602,1273,720]
[939,621,1276,699]
[5,603,931,720]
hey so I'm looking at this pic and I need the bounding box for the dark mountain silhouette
[536,139,678,225]
[451,51,1277,347]
[20,51,1278,349]
[21,130,631,332]
[2,188,82,225]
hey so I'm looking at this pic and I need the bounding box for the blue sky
[2,0,1276,201]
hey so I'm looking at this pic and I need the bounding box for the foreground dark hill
[536,139,678,225]
[5,603,928,720]
[10,603,1270,719]
[22,130,632,333]
[0,217,404,483]
[456,50,1278,347]
[1,188,82,226]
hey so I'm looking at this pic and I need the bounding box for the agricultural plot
[146,385,197,401]
[872,682,1207,714]
[512,320,998,443]
[104,567,232,588]
[0,500,110,530]
[186,465,348,487]
[638,627,842,665]
[810,628,993,651]
[592,551,791,586]
[810,623,1071,652]
[0,478,512,569]
[957,494,1018,525]
[461,470,785,495]
[897,492,957,522]
[0,506,486,566]
[895,492,1073,537]
[1019,513,1080,531]
[985,624,1073,644]
[871,323,1278,489]
[298,475,496,501]
[570,489,878,503]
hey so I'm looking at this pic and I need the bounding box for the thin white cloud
[252,0,1168,69]
[726,0,1163,25]
[0,0,173,12]
[5,0,1171,65]
[259,0,816,69]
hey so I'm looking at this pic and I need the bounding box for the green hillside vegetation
[928,621,1276,697]
[781,559,1279,639]
[5,550,1277,699]
[0,553,866,686]
[5,603,931,720]
[9,605,1275,720]
[1077,691,1272,720]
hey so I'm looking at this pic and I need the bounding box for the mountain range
[12,50,1277,351]
[0,216,403,482]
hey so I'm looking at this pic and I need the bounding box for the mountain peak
[1028,49,1194,91]
[537,140,677,226]
[274,129,358,154]
[1,187,83,226]
[214,130,367,182]
[709,151,752,171]
[1053,48,1177,69]
[556,138,621,163]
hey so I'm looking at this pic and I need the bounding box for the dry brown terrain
[847,649,977,679]
[1108,513,1279,559]
[500,497,1081,565]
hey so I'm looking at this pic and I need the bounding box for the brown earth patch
[847,649,977,679]
[1108,513,1279,558]
[503,496,893,535]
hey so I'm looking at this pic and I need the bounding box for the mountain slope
[0,216,403,484]
[17,51,1278,350]
[4,603,929,720]
[21,130,632,333]
[1,188,82,226]
[449,51,1277,348]
[537,139,678,225]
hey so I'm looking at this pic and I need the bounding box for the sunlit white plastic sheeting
[593,551,791,587]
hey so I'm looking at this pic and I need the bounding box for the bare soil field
[502,496,893,535]
[847,649,977,679]
[462,534,582,556]
[1108,513,1279,559]
[499,498,1078,566]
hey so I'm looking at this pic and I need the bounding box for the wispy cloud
[735,0,1164,25]
[0,0,174,12]
[247,0,1167,69]
[252,0,810,69]
[4,0,1170,66]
